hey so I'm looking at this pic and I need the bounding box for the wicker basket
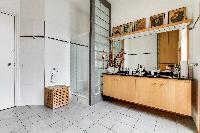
[45,85,69,110]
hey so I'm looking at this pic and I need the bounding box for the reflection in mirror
[109,28,189,79]
[124,35,157,71]
[108,41,124,73]
[158,30,179,71]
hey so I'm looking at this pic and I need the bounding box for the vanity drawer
[103,75,136,102]
[103,75,191,116]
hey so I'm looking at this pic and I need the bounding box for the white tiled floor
[0,100,197,133]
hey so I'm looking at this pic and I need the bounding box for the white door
[0,13,15,110]
[20,38,44,105]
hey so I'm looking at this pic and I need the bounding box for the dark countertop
[103,73,192,81]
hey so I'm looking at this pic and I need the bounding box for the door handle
[8,63,12,67]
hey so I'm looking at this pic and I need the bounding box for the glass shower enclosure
[70,34,89,104]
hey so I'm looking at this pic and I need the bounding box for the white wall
[45,0,71,87]
[20,0,89,104]
[190,0,200,65]
[18,0,89,105]
[190,0,200,130]
[20,0,45,105]
[45,39,70,86]
[0,0,20,14]
[108,0,192,27]
[45,0,89,89]
[45,0,89,39]
[124,35,157,71]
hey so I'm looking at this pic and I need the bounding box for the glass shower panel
[70,42,89,98]
[94,0,110,95]
[70,44,77,93]
[76,45,89,97]
[112,41,123,59]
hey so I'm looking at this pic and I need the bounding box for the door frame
[89,0,111,105]
[0,11,17,109]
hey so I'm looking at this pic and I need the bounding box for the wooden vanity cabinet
[135,77,155,107]
[103,75,136,102]
[107,75,119,99]
[136,78,176,112]
[103,74,112,96]
[103,75,191,116]
[135,77,191,116]
[174,80,191,116]
[118,76,135,102]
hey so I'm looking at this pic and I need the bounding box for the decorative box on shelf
[45,85,69,110]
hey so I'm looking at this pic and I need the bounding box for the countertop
[103,73,192,81]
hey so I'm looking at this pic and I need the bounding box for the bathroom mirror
[110,28,189,76]
[123,34,157,71]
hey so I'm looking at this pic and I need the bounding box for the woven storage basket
[45,85,69,110]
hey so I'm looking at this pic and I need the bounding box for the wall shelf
[108,19,193,41]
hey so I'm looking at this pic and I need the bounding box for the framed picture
[168,7,187,24]
[123,22,133,34]
[134,18,146,31]
[112,25,123,36]
[150,13,165,28]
